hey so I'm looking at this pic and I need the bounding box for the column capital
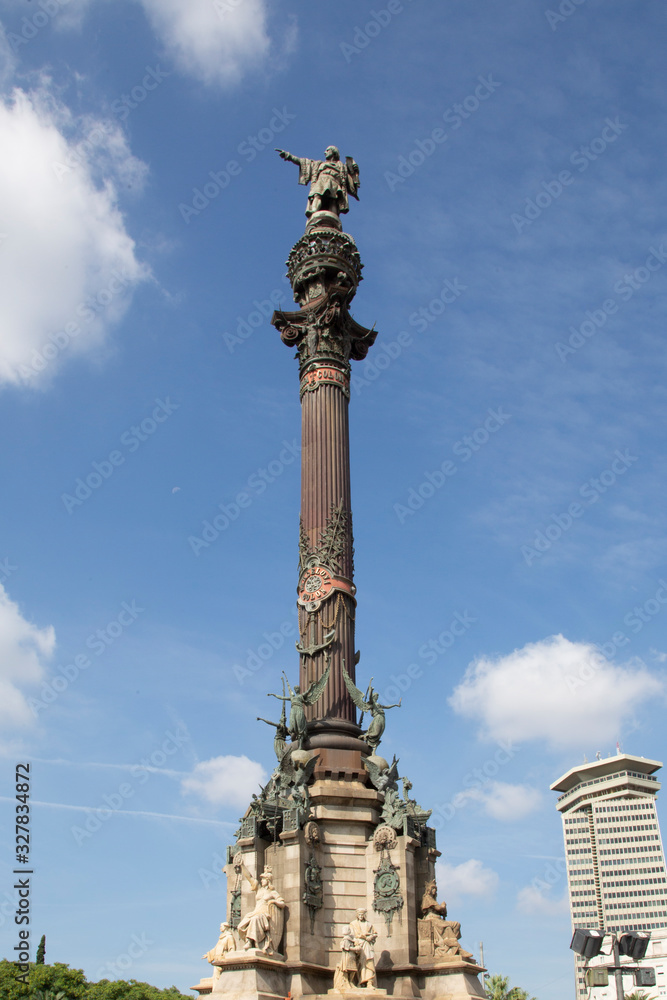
[271,226,376,379]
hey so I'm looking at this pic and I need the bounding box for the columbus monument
[192,147,486,1000]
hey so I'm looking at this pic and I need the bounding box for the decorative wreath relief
[304,820,321,847]
[373,824,397,851]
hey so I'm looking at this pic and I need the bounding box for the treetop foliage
[484,972,538,1000]
[0,960,192,1000]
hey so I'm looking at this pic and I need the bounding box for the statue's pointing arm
[275,148,299,164]
[275,149,313,187]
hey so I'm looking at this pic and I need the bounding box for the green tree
[0,958,30,1000]
[28,962,88,999]
[485,972,538,1000]
[623,992,656,1000]
[36,937,46,966]
[86,981,190,1000]
[0,961,191,1000]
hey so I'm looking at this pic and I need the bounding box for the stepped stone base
[192,953,487,999]
[193,761,487,1000]
[378,960,487,999]
[191,952,289,999]
[327,989,387,997]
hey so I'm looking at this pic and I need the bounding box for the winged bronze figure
[258,680,289,761]
[342,663,401,751]
[277,748,320,815]
[363,753,400,793]
[268,663,331,749]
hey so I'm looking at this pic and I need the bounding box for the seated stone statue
[237,864,286,956]
[418,880,472,963]
[333,908,378,990]
[202,922,236,979]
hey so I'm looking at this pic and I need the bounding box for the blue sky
[0,1,666,997]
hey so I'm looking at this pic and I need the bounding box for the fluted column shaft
[271,223,377,735]
[299,381,355,721]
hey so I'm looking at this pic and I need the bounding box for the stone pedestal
[211,954,288,1000]
[197,770,486,1000]
[327,990,387,998]
[416,961,489,1000]
[191,976,214,995]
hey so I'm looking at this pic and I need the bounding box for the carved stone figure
[304,820,320,847]
[276,146,360,219]
[202,922,236,979]
[237,865,286,955]
[334,908,377,990]
[303,852,323,934]
[268,665,330,748]
[421,880,450,920]
[418,880,473,963]
[342,666,401,750]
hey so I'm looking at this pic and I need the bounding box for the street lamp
[570,928,605,959]
[569,928,654,1000]
[618,932,651,962]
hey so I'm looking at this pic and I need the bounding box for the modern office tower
[552,752,667,997]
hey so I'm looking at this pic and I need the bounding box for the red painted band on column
[300,366,350,398]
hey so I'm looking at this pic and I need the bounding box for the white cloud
[0,86,149,388]
[449,634,665,750]
[181,755,267,809]
[458,781,541,821]
[0,584,55,726]
[138,0,273,87]
[516,884,569,917]
[1,0,289,87]
[436,859,499,902]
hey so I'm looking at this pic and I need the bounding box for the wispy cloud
[457,780,542,821]
[517,885,569,917]
[26,756,187,778]
[436,859,499,902]
[0,796,235,826]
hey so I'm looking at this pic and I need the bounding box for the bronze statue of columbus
[275,145,360,218]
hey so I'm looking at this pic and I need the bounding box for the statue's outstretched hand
[275,148,298,163]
